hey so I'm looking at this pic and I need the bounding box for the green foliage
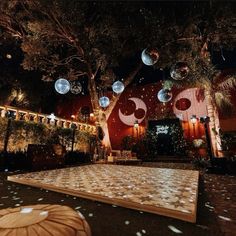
[121,135,135,150]
[219,130,236,151]
[0,117,7,140]
[136,130,159,157]
[9,120,47,145]
[163,80,175,90]
[169,124,187,154]
[46,127,73,146]
[0,117,95,151]
[132,124,187,158]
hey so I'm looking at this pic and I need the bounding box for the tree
[0,1,236,151]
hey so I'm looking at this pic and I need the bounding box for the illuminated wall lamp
[190,115,197,125]
[134,120,139,129]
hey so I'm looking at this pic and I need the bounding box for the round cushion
[0,204,91,236]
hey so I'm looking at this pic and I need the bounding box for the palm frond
[163,80,177,89]
[217,75,236,90]
[165,57,219,90]
[214,91,234,113]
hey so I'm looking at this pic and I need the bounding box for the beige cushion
[111,150,121,158]
[107,156,114,162]
[121,150,132,159]
[0,204,91,236]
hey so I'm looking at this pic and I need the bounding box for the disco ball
[54,78,70,94]
[112,81,124,94]
[70,81,82,94]
[141,48,159,66]
[170,62,190,80]
[99,96,110,108]
[157,89,173,103]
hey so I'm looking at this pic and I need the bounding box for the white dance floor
[8,164,199,222]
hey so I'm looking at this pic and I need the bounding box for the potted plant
[193,138,207,158]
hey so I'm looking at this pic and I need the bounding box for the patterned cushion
[111,150,121,158]
[121,150,132,159]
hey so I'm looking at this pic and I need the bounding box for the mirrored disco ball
[170,62,190,80]
[112,81,124,94]
[54,78,70,94]
[141,48,159,66]
[99,96,110,108]
[157,89,173,103]
[70,81,82,94]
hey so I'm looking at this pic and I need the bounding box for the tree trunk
[105,63,143,118]
[97,110,111,149]
[89,63,143,152]
[88,75,112,151]
[205,89,222,157]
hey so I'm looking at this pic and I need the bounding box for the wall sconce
[200,116,210,124]
[134,120,139,129]
[190,115,197,124]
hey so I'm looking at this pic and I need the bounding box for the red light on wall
[175,98,191,111]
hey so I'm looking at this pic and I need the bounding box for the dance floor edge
[7,164,199,223]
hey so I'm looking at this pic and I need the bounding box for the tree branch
[87,62,101,111]
[105,62,143,118]
[161,36,202,49]
[0,14,24,39]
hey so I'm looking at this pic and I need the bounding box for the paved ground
[0,162,235,236]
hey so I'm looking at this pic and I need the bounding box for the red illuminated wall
[56,95,93,121]
[107,85,207,149]
[57,82,214,149]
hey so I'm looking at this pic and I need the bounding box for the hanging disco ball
[112,81,124,94]
[157,89,173,103]
[141,48,159,66]
[99,96,110,108]
[170,62,190,80]
[70,80,82,94]
[54,78,70,94]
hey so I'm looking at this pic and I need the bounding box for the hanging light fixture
[157,89,172,103]
[99,96,110,108]
[54,78,70,94]
[112,81,124,94]
[70,81,82,94]
[170,62,190,80]
[141,48,159,66]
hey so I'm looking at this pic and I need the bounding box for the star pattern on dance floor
[8,164,199,222]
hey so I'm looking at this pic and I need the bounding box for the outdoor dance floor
[8,164,199,222]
